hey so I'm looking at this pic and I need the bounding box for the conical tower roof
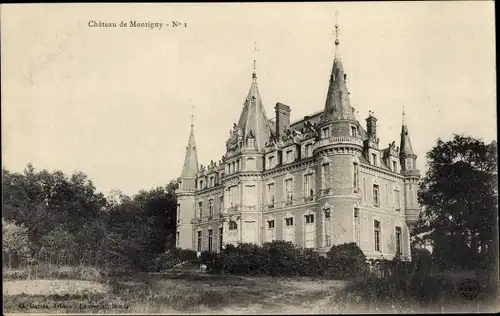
[323,20,356,121]
[236,70,273,151]
[180,121,199,178]
[400,124,416,159]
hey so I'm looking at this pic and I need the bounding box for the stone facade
[175,27,420,260]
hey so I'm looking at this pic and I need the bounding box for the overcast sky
[2,2,496,196]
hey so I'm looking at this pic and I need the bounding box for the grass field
[3,265,499,314]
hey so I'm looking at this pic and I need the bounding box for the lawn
[3,267,348,314]
[3,265,498,314]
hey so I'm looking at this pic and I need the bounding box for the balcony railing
[313,135,363,152]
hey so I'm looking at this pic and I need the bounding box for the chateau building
[175,23,420,260]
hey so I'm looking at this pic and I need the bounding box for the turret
[315,13,363,252]
[399,109,420,227]
[175,117,199,249]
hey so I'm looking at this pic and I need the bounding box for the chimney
[366,111,377,137]
[275,102,291,138]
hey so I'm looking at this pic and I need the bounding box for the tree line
[2,163,178,271]
[2,134,497,275]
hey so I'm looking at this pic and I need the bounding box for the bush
[326,243,368,279]
[151,251,180,272]
[173,248,198,262]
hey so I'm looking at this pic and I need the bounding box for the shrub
[152,251,180,272]
[173,248,198,262]
[326,243,367,279]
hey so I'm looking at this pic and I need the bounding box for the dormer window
[351,126,357,137]
[268,155,275,169]
[322,127,331,138]
[392,161,397,172]
[304,143,312,158]
[199,180,204,190]
[248,138,255,147]
[286,150,293,163]
[371,153,377,166]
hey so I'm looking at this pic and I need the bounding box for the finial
[334,10,340,46]
[252,41,258,79]
[190,101,195,128]
[402,105,405,125]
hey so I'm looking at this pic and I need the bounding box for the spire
[180,112,199,179]
[235,47,272,152]
[252,41,258,80]
[400,108,416,159]
[323,11,355,121]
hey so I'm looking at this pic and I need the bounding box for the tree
[416,135,497,271]
[2,220,33,267]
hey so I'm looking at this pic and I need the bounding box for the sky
[1,2,496,197]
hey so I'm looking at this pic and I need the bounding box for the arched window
[228,221,238,230]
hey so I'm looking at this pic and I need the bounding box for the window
[228,186,237,207]
[305,143,312,158]
[285,217,294,226]
[351,126,357,137]
[199,180,204,190]
[285,178,293,205]
[208,229,213,252]
[373,184,380,207]
[394,189,401,210]
[286,150,293,163]
[267,183,275,207]
[267,219,276,241]
[322,163,331,191]
[374,220,381,252]
[246,157,255,169]
[197,231,202,252]
[177,204,180,223]
[209,199,213,217]
[324,209,332,246]
[406,159,413,170]
[219,227,223,251]
[198,201,203,218]
[284,216,294,242]
[176,232,180,247]
[228,221,238,230]
[268,156,275,169]
[219,196,223,211]
[353,163,359,190]
[247,138,255,147]
[371,153,377,166]
[385,183,389,206]
[322,127,331,138]
[354,210,360,246]
[392,161,397,172]
[304,173,314,201]
[363,178,367,199]
[304,214,316,248]
[395,226,402,255]
[236,159,240,171]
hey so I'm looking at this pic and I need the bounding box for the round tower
[314,18,364,251]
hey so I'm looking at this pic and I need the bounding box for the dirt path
[3,280,109,296]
